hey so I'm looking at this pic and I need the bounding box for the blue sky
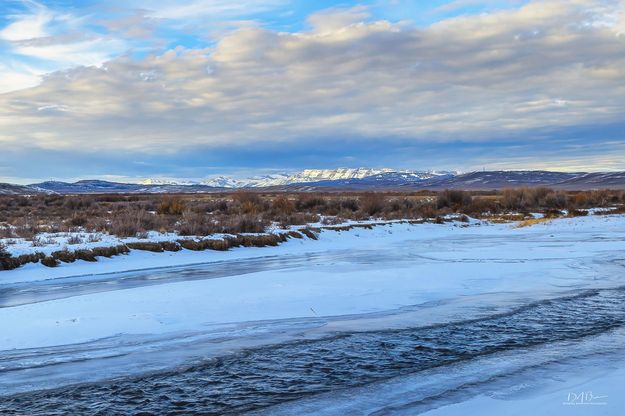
[0,0,623,183]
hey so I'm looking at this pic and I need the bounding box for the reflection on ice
[259,327,625,416]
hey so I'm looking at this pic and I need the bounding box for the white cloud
[0,0,624,154]
[306,6,371,32]
[432,0,525,14]
[13,37,127,68]
[0,2,128,93]
[0,3,51,41]
[120,0,287,20]
[0,63,42,92]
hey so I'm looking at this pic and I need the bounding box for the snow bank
[1,215,625,350]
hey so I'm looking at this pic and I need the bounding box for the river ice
[1,215,624,414]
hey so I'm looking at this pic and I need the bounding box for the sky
[1,0,624,183]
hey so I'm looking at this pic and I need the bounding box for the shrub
[161,241,182,252]
[233,191,261,206]
[92,246,127,258]
[178,210,214,236]
[501,188,532,210]
[568,209,588,217]
[543,192,568,209]
[223,214,267,234]
[569,193,589,209]
[70,215,88,227]
[437,190,471,211]
[52,250,76,263]
[0,258,19,271]
[109,209,156,237]
[340,198,359,212]
[51,245,131,264]
[360,193,385,216]
[220,234,287,249]
[0,244,30,271]
[17,253,44,267]
[0,227,14,239]
[91,246,114,258]
[124,241,181,252]
[67,234,84,245]
[75,249,97,262]
[41,256,60,267]
[126,242,165,252]
[544,209,563,218]
[278,213,320,228]
[158,197,186,216]
[177,239,205,251]
[300,228,318,240]
[240,201,259,214]
[272,195,295,214]
[0,242,9,259]
[288,231,303,239]
[418,204,438,218]
[296,196,326,210]
[178,238,234,251]
[464,198,498,216]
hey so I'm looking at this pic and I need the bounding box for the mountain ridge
[2,169,625,194]
[197,168,455,188]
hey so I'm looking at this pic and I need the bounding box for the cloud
[0,59,43,92]
[117,0,287,20]
[432,0,526,15]
[0,1,128,93]
[0,0,624,171]
[306,6,371,32]
[13,36,127,68]
[0,0,293,93]
[0,2,51,41]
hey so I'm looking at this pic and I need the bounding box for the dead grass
[515,217,553,228]
[0,189,623,241]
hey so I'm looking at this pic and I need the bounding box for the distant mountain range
[201,168,453,188]
[1,169,625,194]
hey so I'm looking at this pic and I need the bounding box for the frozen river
[1,216,625,414]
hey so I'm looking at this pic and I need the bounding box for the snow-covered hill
[201,176,245,188]
[0,183,45,195]
[202,168,451,188]
[202,174,292,188]
[138,179,197,186]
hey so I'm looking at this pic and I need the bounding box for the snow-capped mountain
[241,174,293,188]
[202,174,293,188]
[21,169,625,194]
[290,168,395,183]
[139,178,197,186]
[201,176,246,188]
[201,168,450,188]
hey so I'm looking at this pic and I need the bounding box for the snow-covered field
[1,214,624,414]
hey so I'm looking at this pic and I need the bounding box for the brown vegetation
[0,242,9,259]
[1,188,624,271]
[0,189,624,242]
